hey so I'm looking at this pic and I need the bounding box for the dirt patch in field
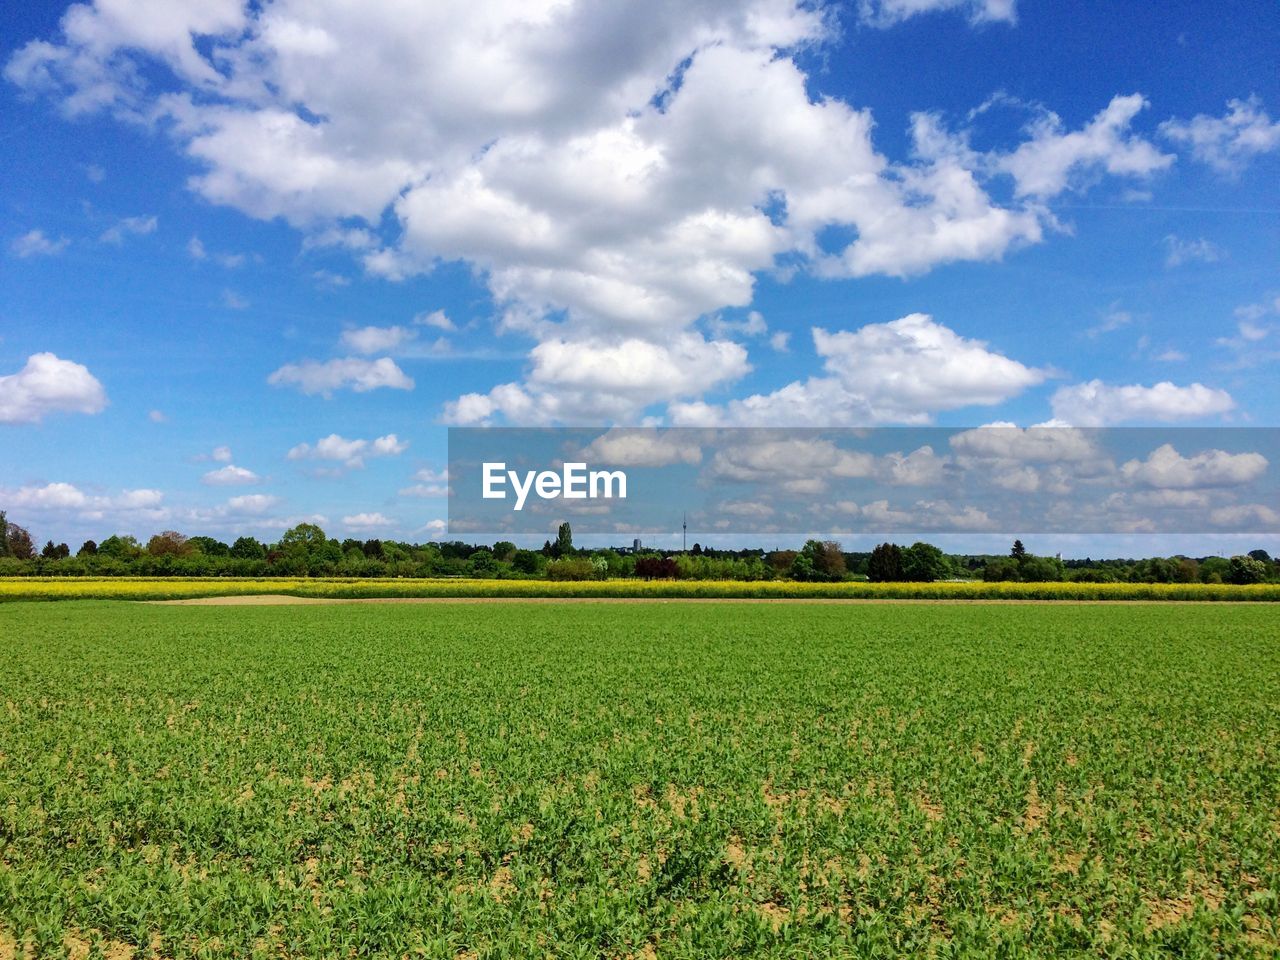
[146,595,1256,606]
[151,594,347,605]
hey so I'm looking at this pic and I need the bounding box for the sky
[1,0,1278,555]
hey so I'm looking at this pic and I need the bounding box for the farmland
[1,601,1278,957]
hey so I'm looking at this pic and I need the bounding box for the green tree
[554,522,573,558]
[867,543,904,583]
[230,536,266,560]
[77,539,98,557]
[1011,539,1027,561]
[279,523,328,553]
[1229,555,1268,585]
[902,542,948,582]
[0,511,8,558]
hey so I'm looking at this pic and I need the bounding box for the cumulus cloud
[343,512,396,529]
[1160,96,1280,174]
[859,0,1016,27]
[201,464,261,486]
[415,310,454,331]
[999,94,1173,199]
[99,214,157,245]
[10,229,69,258]
[1163,234,1223,268]
[580,429,704,467]
[4,1,1179,427]
[1050,380,1235,426]
[445,333,749,424]
[949,423,1102,462]
[287,432,407,469]
[268,357,413,396]
[673,314,1045,425]
[0,353,108,424]
[1120,444,1267,489]
[3,482,164,517]
[340,325,417,355]
[225,493,279,514]
[1208,503,1280,528]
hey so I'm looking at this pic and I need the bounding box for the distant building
[633,538,643,551]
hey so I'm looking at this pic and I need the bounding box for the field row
[3,575,1280,602]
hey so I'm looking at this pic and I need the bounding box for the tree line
[1,512,1275,585]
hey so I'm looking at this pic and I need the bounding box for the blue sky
[1,0,1277,553]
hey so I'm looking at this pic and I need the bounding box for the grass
[3,575,1279,602]
[1,601,1278,957]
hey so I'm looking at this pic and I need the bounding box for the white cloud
[3,482,164,515]
[579,429,703,467]
[340,325,417,355]
[99,214,157,245]
[148,409,168,423]
[768,331,790,352]
[419,518,447,538]
[859,0,1016,26]
[187,235,206,259]
[201,464,261,486]
[343,512,396,529]
[221,289,249,310]
[882,446,949,486]
[10,229,69,258]
[673,314,1044,426]
[445,333,749,424]
[949,423,1102,462]
[0,353,108,424]
[6,1,1183,428]
[708,436,875,484]
[268,357,413,396]
[415,310,454,331]
[287,432,407,469]
[1050,380,1235,426]
[1160,96,1280,174]
[1000,94,1173,199]
[399,483,449,498]
[1120,444,1267,489]
[225,493,279,514]
[1163,235,1223,268]
[1208,503,1280,528]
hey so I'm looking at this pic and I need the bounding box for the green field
[2,602,1278,958]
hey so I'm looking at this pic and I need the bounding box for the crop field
[3,576,1280,603]
[1,602,1278,958]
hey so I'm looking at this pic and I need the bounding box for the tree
[229,536,266,560]
[0,511,8,558]
[148,530,193,557]
[77,540,98,557]
[554,522,573,558]
[983,557,1020,582]
[1011,539,1027,561]
[793,539,845,581]
[1248,549,1272,564]
[279,523,327,552]
[188,536,229,557]
[902,542,948,582]
[867,543,904,583]
[511,549,543,575]
[5,523,35,560]
[492,541,518,563]
[1229,555,1268,585]
[98,535,142,559]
